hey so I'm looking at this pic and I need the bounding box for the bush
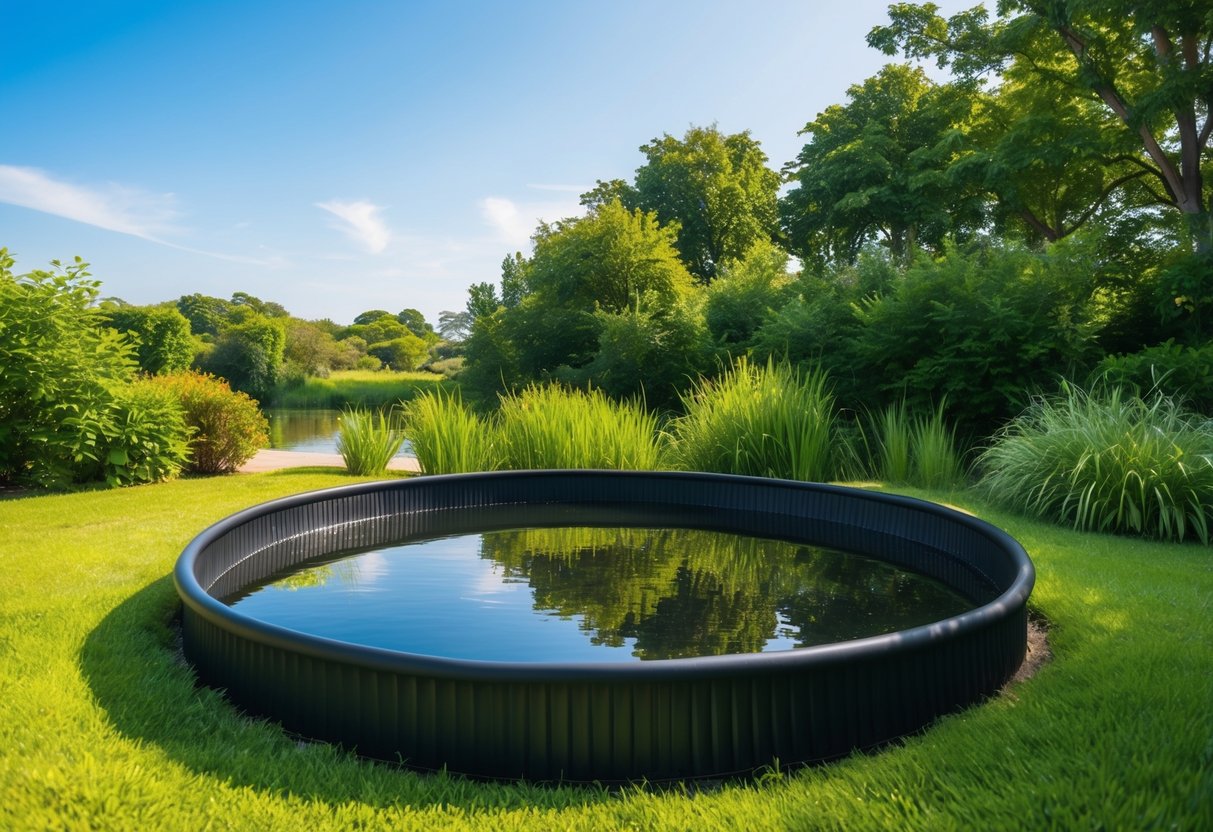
[196,314,285,401]
[496,384,665,470]
[100,305,195,374]
[405,390,498,474]
[0,251,138,487]
[1096,340,1213,415]
[148,371,268,474]
[978,384,1213,543]
[670,358,847,481]
[78,378,190,487]
[367,333,429,371]
[336,408,405,476]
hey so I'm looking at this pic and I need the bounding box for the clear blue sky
[1,0,965,325]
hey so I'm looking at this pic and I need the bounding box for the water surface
[228,525,970,663]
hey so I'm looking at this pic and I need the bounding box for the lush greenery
[979,384,1213,543]
[269,370,450,409]
[147,371,269,474]
[1,473,1209,829]
[405,389,499,474]
[336,408,406,475]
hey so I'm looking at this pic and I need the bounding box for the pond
[265,408,413,456]
[226,521,971,663]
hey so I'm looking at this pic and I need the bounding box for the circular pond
[175,471,1034,782]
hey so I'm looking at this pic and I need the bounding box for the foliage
[336,408,406,476]
[175,293,233,336]
[0,250,138,487]
[282,319,364,378]
[869,1,1213,255]
[77,377,191,487]
[781,64,982,266]
[632,125,781,281]
[366,333,429,371]
[147,371,268,474]
[671,358,848,482]
[557,298,712,412]
[704,240,795,351]
[979,384,1213,543]
[268,370,449,409]
[404,389,498,474]
[196,314,286,402]
[1096,340,1213,415]
[100,305,195,374]
[852,243,1102,438]
[395,308,436,341]
[495,384,666,470]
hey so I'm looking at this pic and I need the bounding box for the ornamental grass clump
[495,384,665,470]
[337,407,406,476]
[404,389,498,474]
[978,384,1213,543]
[671,358,844,482]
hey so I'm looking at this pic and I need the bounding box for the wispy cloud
[480,196,584,248]
[0,164,179,240]
[316,199,391,254]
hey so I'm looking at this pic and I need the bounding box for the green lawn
[1,473,1209,830]
[269,370,451,409]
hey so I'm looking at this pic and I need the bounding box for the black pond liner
[174,470,1034,783]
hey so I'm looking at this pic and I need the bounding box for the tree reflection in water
[479,527,969,660]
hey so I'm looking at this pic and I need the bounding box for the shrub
[148,371,269,474]
[978,384,1213,543]
[405,390,498,474]
[496,384,665,470]
[1096,340,1213,415]
[337,408,406,476]
[196,314,285,401]
[670,358,846,481]
[0,251,137,488]
[100,305,195,374]
[367,333,429,371]
[77,378,190,487]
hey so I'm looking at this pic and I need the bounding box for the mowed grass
[270,370,450,409]
[1,474,1211,830]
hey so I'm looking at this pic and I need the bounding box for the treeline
[451,3,1213,439]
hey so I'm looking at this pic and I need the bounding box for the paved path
[238,448,421,474]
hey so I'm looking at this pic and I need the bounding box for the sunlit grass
[336,408,406,475]
[979,383,1213,543]
[671,358,846,481]
[1,474,1209,829]
[405,389,498,474]
[271,370,450,409]
[495,384,666,470]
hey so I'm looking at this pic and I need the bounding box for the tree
[198,314,286,402]
[367,333,429,371]
[465,282,501,320]
[437,310,474,343]
[100,305,195,374]
[632,125,781,281]
[780,64,983,266]
[353,309,393,326]
[703,240,795,352]
[176,293,233,336]
[869,1,1213,252]
[231,291,288,317]
[396,308,436,341]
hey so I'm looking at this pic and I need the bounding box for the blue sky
[2,0,965,325]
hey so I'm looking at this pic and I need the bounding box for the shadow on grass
[79,576,613,812]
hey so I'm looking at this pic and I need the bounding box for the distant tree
[197,314,286,402]
[500,252,527,308]
[353,309,393,326]
[396,308,437,341]
[465,282,501,320]
[437,310,473,343]
[633,125,781,282]
[703,240,795,352]
[780,64,982,267]
[231,291,288,318]
[100,305,195,374]
[367,333,429,371]
[176,293,233,336]
[579,178,639,211]
[283,318,345,377]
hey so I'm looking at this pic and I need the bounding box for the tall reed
[336,407,406,475]
[978,383,1213,543]
[495,384,665,470]
[404,390,497,474]
[670,358,841,481]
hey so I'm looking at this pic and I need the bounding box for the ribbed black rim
[174,470,1035,779]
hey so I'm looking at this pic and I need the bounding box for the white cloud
[316,199,391,254]
[0,164,179,240]
[480,195,584,248]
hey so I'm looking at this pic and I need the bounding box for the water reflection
[265,408,412,455]
[229,526,970,662]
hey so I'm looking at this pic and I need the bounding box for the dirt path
[238,449,420,474]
